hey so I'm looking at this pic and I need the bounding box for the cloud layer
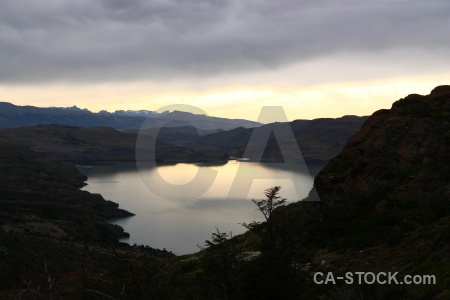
[1,0,449,84]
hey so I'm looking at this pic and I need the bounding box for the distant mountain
[162,110,260,131]
[0,102,368,165]
[100,109,167,117]
[126,126,221,146]
[0,125,228,164]
[59,105,90,112]
[0,102,261,131]
[185,115,368,164]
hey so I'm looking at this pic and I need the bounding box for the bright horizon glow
[1,73,447,121]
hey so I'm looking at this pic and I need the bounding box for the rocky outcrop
[315,86,450,210]
[275,86,450,298]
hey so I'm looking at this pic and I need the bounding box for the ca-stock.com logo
[135,104,320,203]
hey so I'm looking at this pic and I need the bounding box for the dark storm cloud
[0,0,449,83]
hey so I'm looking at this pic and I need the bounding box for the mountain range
[0,102,261,131]
[0,125,229,164]
[0,102,369,165]
[0,116,367,165]
[185,115,368,163]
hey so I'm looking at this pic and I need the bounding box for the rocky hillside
[316,85,450,212]
[176,85,450,300]
[281,85,450,299]
[0,142,176,298]
[0,142,132,243]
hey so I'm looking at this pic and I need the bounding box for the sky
[1,0,449,121]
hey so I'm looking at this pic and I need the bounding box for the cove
[79,161,323,254]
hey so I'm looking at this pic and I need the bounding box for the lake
[79,161,323,255]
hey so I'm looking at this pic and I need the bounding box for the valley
[0,86,449,299]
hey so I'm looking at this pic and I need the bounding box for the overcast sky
[1,0,449,120]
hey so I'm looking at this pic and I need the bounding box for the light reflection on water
[79,161,323,255]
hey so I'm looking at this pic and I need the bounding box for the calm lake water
[79,161,323,255]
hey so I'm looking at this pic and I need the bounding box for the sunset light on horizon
[1,0,449,121]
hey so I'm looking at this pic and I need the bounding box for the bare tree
[252,186,286,222]
[242,186,286,246]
